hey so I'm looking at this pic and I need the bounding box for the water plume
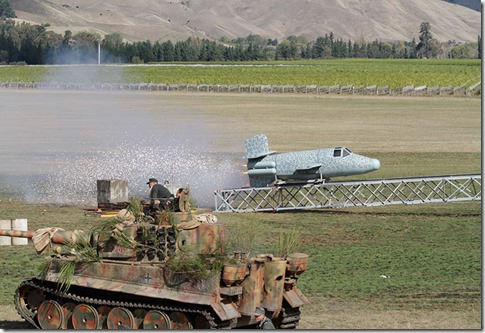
[1,65,247,208]
[24,137,246,208]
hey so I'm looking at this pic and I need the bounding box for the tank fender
[283,285,310,308]
[211,302,241,321]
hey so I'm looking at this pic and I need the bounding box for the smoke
[1,65,247,208]
[24,137,246,207]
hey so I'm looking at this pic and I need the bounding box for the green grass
[369,152,481,179]
[221,201,481,310]
[0,59,480,89]
[0,247,40,304]
[0,198,99,304]
[0,199,480,311]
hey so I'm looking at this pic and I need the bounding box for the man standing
[255,307,275,329]
[147,178,173,211]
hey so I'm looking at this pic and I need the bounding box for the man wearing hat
[255,306,275,329]
[147,178,174,211]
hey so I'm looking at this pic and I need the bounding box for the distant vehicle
[244,134,381,187]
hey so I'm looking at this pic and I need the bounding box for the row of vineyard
[0,59,480,92]
[0,81,480,96]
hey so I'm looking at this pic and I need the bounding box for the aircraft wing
[294,164,322,174]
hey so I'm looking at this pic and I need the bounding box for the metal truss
[214,174,481,213]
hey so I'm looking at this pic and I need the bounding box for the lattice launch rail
[214,174,481,212]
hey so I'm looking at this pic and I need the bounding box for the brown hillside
[10,0,481,43]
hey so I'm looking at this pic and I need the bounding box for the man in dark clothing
[255,306,275,329]
[147,178,174,211]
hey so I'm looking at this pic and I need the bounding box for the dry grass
[2,90,480,155]
[133,92,481,178]
[299,297,481,329]
[0,305,30,329]
[140,93,481,153]
[13,0,480,43]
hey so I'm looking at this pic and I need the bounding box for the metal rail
[214,174,481,212]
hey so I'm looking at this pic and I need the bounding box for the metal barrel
[0,229,34,239]
[262,259,287,312]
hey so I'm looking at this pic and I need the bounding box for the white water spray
[1,64,247,207]
[23,137,245,207]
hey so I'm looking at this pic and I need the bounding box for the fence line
[0,81,480,97]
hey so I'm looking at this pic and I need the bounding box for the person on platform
[147,178,173,211]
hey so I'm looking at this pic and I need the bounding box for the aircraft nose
[372,159,381,171]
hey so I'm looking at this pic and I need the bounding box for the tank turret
[6,209,309,329]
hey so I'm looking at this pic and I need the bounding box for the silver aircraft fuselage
[245,135,380,187]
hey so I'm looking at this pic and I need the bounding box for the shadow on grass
[0,320,33,329]
[270,208,481,218]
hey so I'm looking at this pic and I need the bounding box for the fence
[0,81,480,97]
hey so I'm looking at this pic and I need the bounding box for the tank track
[15,279,301,329]
[14,278,227,329]
[278,305,302,329]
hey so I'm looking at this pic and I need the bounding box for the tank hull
[14,256,308,329]
[2,210,309,329]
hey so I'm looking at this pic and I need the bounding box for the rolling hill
[10,0,481,43]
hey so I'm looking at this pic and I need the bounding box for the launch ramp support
[214,174,481,213]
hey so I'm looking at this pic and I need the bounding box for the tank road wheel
[17,285,45,317]
[97,305,111,329]
[72,304,100,329]
[133,309,148,329]
[169,311,193,329]
[107,307,136,329]
[61,302,76,329]
[193,313,212,329]
[143,310,171,329]
[37,300,64,329]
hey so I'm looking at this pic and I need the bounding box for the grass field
[0,199,481,329]
[0,59,481,89]
[0,77,481,328]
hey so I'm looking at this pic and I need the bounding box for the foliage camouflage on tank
[0,195,309,329]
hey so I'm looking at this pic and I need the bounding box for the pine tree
[0,0,15,18]
[417,22,433,58]
[477,35,481,59]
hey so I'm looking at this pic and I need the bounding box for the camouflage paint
[71,304,99,329]
[142,310,171,329]
[106,307,136,329]
[45,258,221,305]
[286,252,309,276]
[262,259,287,313]
[37,300,63,329]
[3,212,310,328]
[239,258,265,316]
[0,229,34,238]
[222,263,247,286]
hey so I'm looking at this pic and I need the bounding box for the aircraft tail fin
[245,134,276,159]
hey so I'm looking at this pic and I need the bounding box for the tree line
[0,14,480,64]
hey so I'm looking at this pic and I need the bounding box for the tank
[0,209,309,329]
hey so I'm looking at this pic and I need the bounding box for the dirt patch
[298,298,481,329]
[0,305,32,329]
[0,301,480,330]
